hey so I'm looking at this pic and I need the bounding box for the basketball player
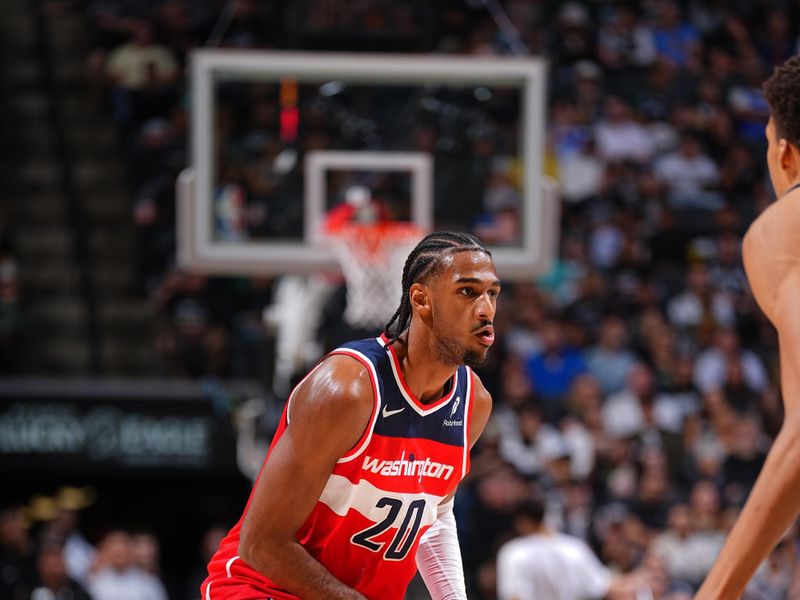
[696,56,800,598]
[202,232,498,599]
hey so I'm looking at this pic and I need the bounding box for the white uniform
[497,532,612,600]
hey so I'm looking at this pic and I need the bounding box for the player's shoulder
[321,351,376,378]
[743,190,800,316]
[307,353,375,399]
[290,354,376,422]
[745,189,800,247]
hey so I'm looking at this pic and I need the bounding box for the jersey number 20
[352,497,426,560]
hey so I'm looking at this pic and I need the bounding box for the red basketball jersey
[202,336,474,600]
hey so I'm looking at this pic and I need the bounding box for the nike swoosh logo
[382,406,405,418]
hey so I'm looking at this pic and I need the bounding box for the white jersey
[497,532,612,600]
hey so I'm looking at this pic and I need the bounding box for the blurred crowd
[0,487,227,600]
[6,0,800,598]
[0,217,21,373]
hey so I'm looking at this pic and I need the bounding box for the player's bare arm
[697,71,800,596]
[238,355,374,600]
[696,265,800,599]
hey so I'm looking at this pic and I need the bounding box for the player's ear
[409,282,431,319]
[781,138,800,179]
[779,138,788,160]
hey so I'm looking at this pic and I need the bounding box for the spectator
[536,236,587,308]
[571,61,605,121]
[721,416,767,504]
[106,19,178,90]
[755,10,796,68]
[461,465,528,576]
[652,1,701,69]
[594,96,656,164]
[565,271,613,334]
[719,143,760,216]
[31,544,92,600]
[498,404,564,479]
[631,465,671,530]
[39,486,98,586]
[557,137,605,206]
[597,5,656,73]
[653,353,701,436]
[550,101,592,162]
[88,530,167,600]
[727,55,771,145]
[587,210,625,269]
[585,314,636,395]
[497,497,653,600]
[651,503,700,585]
[153,270,232,377]
[0,251,21,374]
[0,504,36,598]
[693,327,768,394]
[595,506,649,574]
[602,363,653,439]
[685,480,726,578]
[654,135,723,211]
[504,285,548,359]
[524,321,587,420]
[474,163,523,245]
[105,19,179,131]
[131,532,162,577]
[667,263,735,332]
[550,2,596,69]
[707,232,747,295]
[558,410,595,482]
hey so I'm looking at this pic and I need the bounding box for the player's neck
[392,333,459,405]
[779,177,800,198]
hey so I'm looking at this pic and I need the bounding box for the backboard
[177,50,555,279]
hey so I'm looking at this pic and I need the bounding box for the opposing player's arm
[416,370,493,600]
[697,267,800,599]
[238,355,373,600]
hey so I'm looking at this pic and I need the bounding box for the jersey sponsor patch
[450,396,461,417]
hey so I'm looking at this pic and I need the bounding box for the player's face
[765,117,791,197]
[428,251,500,367]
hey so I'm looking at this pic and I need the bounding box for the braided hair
[383,231,491,346]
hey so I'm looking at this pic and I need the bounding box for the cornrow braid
[383,231,491,346]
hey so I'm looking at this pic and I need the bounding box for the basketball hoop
[326,221,425,329]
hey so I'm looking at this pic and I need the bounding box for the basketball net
[326,221,424,329]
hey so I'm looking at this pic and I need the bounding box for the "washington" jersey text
[362,451,455,482]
